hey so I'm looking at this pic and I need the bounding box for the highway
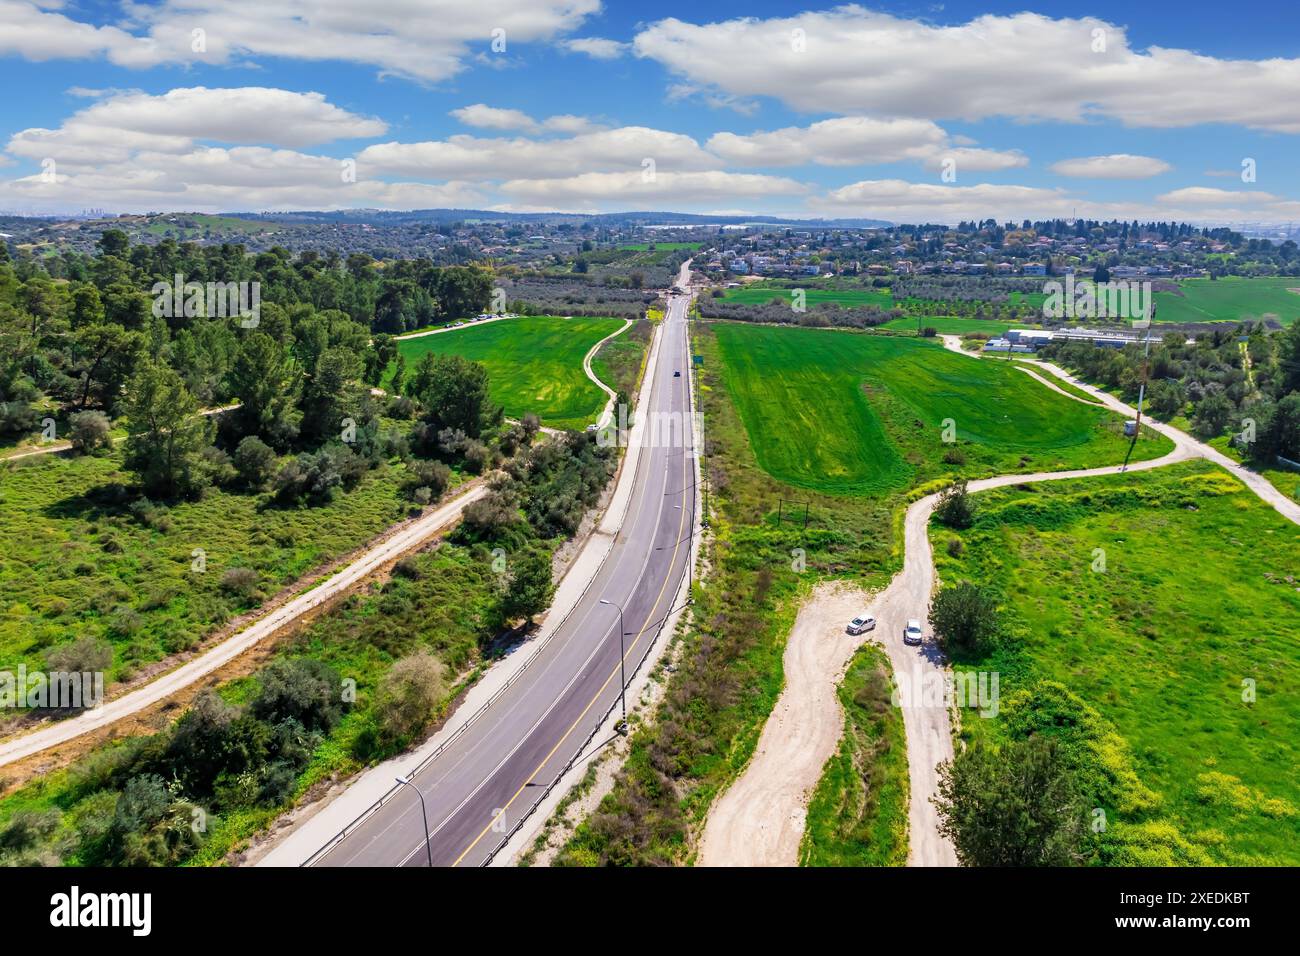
[314,269,697,867]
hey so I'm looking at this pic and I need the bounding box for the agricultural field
[711,323,1170,495]
[878,315,1014,336]
[1153,277,1300,325]
[391,316,626,431]
[0,448,423,683]
[933,460,1300,865]
[800,643,908,866]
[618,241,701,251]
[589,317,653,403]
[721,285,894,309]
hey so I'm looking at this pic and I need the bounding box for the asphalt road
[315,283,696,867]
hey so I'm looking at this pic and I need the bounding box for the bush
[199,445,237,486]
[375,651,447,744]
[934,480,975,529]
[250,658,343,733]
[233,435,277,489]
[219,566,259,600]
[463,439,492,474]
[929,581,1000,658]
[0,400,39,438]
[404,458,450,501]
[44,636,113,675]
[68,410,112,454]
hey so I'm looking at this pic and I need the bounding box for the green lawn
[935,461,1300,865]
[711,323,1171,496]
[800,644,908,866]
[391,316,626,430]
[0,449,422,682]
[1154,277,1300,325]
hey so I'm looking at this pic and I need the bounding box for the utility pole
[599,598,628,728]
[394,777,433,867]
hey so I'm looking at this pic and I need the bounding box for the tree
[375,651,446,744]
[121,361,211,498]
[933,479,975,528]
[71,323,140,408]
[250,658,343,734]
[929,582,1000,658]
[1255,392,1300,463]
[300,346,360,443]
[1280,320,1300,395]
[67,409,112,454]
[1191,390,1232,438]
[233,435,277,488]
[934,736,1087,866]
[412,352,497,438]
[226,331,301,448]
[500,547,555,625]
[1147,379,1186,420]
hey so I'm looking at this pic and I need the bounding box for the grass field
[0,449,421,682]
[800,643,908,866]
[618,241,701,251]
[391,316,626,430]
[711,323,1170,495]
[878,315,1013,336]
[722,285,894,309]
[1154,277,1300,325]
[934,460,1300,864]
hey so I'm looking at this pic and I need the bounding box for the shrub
[934,480,975,529]
[463,439,492,474]
[404,458,450,501]
[68,410,112,454]
[44,635,113,675]
[929,582,1000,658]
[219,566,259,599]
[375,651,447,744]
[233,435,277,489]
[250,658,343,733]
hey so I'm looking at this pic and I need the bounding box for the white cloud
[5,87,387,169]
[1156,187,1280,205]
[560,37,630,60]
[0,0,600,82]
[634,7,1300,133]
[449,104,603,135]
[1050,154,1172,179]
[359,126,720,180]
[499,169,808,210]
[707,117,1025,171]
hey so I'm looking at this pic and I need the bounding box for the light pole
[395,777,433,867]
[599,598,628,727]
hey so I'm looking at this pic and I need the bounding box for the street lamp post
[395,777,433,867]
[599,598,628,726]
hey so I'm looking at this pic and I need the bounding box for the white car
[846,614,876,636]
[902,619,924,646]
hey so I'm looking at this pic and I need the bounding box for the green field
[711,323,1171,495]
[934,461,1300,864]
[722,285,894,309]
[800,644,908,866]
[392,316,625,430]
[1154,277,1300,325]
[0,450,422,681]
[618,241,701,251]
[878,315,1013,336]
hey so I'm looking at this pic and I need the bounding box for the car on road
[846,614,875,635]
[902,619,924,646]
[673,370,681,377]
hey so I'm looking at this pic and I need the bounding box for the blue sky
[1,1,1298,224]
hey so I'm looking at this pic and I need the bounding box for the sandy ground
[697,581,872,867]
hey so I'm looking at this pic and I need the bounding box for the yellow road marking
[450,326,692,867]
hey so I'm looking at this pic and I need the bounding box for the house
[1022,263,1047,276]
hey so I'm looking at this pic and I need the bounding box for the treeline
[695,297,902,328]
[1042,322,1300,463]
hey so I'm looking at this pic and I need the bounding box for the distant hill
[223,208,894,229]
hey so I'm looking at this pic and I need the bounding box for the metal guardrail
[299,319,672,868]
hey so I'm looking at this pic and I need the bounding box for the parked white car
[903,619,924,646]
[846,614,876,636]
